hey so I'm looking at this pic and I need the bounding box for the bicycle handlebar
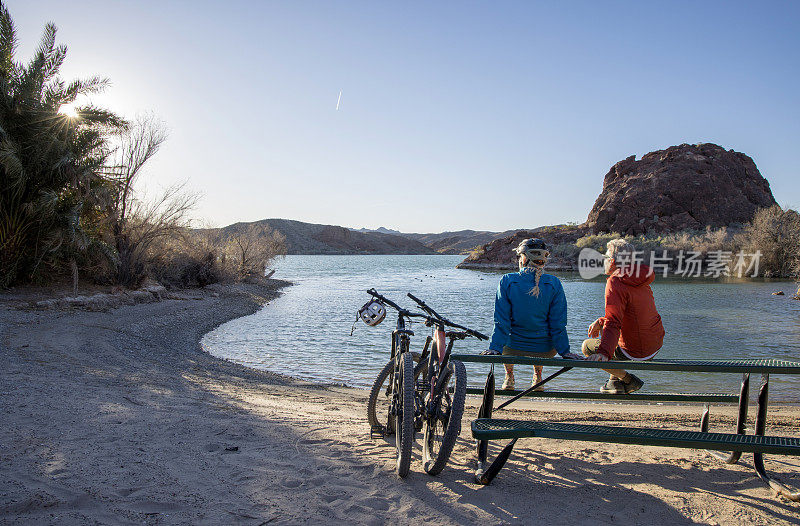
[366,288,430,320]
[367,288,403,312]
[406,292,489,341]
[366,289,489,340]
[406,292,443,319]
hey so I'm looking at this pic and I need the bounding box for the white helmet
[358,300,386,326]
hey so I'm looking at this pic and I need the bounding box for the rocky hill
[586,143,777,235]
[204,219,437,255]
[456,225,587,270]
[458,143,778,270]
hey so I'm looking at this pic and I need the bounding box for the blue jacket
[489,271,570,356]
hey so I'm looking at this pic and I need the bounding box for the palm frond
[0,1,17,78]
[0,138,24,182]
[65,76,110,99]
[75,104,127,129]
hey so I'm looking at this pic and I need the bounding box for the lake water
[202,255,800,402]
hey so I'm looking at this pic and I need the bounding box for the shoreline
[2,282,799,524]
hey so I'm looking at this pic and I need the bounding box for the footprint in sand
[116,487,144,497]
[358,496,390,511]
[319,491,347,503]
[281,478,303,489]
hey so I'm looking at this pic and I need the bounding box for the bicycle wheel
[367,353,420,436]
[395,352,415,478]
[422,359,467,476]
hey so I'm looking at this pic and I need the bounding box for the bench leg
[700,373,749,465]
[475,439,518,485]
[752,373,800,501]
[474,366,517,484]
[476,366,495,467]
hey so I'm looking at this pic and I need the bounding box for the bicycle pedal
[370,425,385,439]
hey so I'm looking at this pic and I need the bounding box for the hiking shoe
[600,374,644,394]
[501,374,515,390]
[600,378,626,394]
[623,373,643,394]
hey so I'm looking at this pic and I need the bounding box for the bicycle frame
[386,309,414,400]
[405,293,488,419]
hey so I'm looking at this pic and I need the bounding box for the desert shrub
[572,227,739,271]
[221,223,285,278]
[737,206,800,277]
[549,243,581,261]
[146,225,286,289]
[575,233,623,252]
[146,232,225,289]
[148,250,222,289]
[107,181,198,288]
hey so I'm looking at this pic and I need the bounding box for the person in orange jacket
[582,239,665,394]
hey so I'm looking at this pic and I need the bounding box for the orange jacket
[598,264,665,359]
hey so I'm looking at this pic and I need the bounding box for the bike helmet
[514,238,550,266]
[358,299,387,326]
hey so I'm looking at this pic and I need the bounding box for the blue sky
[9,1,800,232]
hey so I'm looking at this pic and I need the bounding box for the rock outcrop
[458,143,778,270]
[586,143,777,235]
[456,225,587,270]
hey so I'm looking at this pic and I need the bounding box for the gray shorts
[502,346,557,358]
[581,338,652,361]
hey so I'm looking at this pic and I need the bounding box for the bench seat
[464,388,737,403]
[472,419,800,456]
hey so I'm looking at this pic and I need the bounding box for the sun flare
[58,103,79,119]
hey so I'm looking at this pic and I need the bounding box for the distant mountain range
[349,226,521,254]
[200,219,521,256]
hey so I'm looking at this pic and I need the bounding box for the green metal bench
[464,388,738,403]
[472,420,800,456]
[451,353,800,501]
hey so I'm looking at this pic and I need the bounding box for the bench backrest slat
[463,387,737,403]
[451,354,800,374]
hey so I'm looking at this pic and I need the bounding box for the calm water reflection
[202,255,800,402]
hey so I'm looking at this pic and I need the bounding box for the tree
[225,223,285,278]
[740,206,800,278]
[0,1,124,287]
[104,114,193,287]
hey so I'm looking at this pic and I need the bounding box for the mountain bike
[364,289,488,477]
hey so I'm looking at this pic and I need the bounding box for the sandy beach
[1,281,799,525]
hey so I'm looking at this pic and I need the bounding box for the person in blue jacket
[486,238,572,390]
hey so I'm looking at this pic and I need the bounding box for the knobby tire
[367,353,420,436]
[422,360,467,476]
[395,352,415,478]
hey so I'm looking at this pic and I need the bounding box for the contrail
[336,90,342,111]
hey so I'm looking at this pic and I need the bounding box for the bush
[738,206,800,277]
[149,251,223,289]
[575,233,622,252]
[146,233,225,289]
[550,243,581,261]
